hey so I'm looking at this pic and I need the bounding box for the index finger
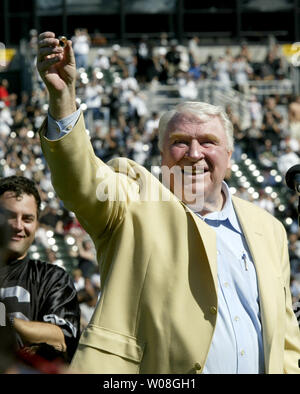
[38,31,56,41]
[38,37,60,49]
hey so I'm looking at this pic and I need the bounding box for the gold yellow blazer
[40,113,300,374]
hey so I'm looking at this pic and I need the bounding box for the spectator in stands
[77,237,97,279]
[289,233,300,276]
[288,95,300,144]
[178,72,198,100]
[260,47,283,80]
[188,35,200,67]
[77,278,99,330]
[261,96,284,148]
[72,268,85,292]
[201,54,215,80]
[231,54,252,93]
[225,104,244,162]
[256,189,275,215]
[72,28,91,70]
[243,118,263,160]
[0,79,11,106]
[165,40,182,81]
[134,36,156,85]
[84,78,104,122]
[0,100,13,138]
[144,111,160,140]
[109,44,126,76]
[277,141,300,177]
[0,176,80,362]
[188,61,202,81]
[37,31,300,374]
[290,275,300,304]
[258,139,278,169]
[214,56,231,90]
[93,48,110,71]
[248,94,262,126]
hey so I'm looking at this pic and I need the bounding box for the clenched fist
[37,31,77,119]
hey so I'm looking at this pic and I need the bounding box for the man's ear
[227,151,233,169]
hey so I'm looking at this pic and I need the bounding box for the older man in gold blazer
[37,32,300,374]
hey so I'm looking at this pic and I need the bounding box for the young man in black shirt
[0,176,80,362]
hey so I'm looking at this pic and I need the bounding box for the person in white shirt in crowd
[178,71,198,100]
[120,68,139,93]
[277,139,300,177]
[248,95,263,127]
[232,55,252,93]
[72,268,85,292]
[93,48,110,71]
[214,56,231,90]
[144,111,160,141]
[72,28,90,70]
[0,100,13,138]
[255,190,275,216]
[84,78,104,121]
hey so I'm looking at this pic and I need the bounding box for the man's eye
[24,218,34,223]
[173,140,188,145]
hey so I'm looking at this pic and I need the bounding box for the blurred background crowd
[0,26,300,332]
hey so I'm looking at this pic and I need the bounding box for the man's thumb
[65,40,76,65]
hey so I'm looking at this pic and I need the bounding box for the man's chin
[6,245,27,261]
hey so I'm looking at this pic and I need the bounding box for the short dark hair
[0,176,41,218]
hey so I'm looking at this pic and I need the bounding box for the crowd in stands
[1,30,300,331]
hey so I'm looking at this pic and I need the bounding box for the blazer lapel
[184,203,218,295]
[232,197,279,371]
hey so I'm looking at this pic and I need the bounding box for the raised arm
[36,32,133,241]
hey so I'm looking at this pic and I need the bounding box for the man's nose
[9,217,23,231]
[185,141,204,161]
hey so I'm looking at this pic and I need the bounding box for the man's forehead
[0,192,38,213]
[167,113,224,135]
[1,191,28,201]
[168,112,205,127]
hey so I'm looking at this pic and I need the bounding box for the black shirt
[0,256,80,361]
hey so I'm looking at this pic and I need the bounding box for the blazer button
[194,362,201,371]
[210,306,217,314]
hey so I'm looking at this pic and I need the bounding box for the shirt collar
[196,182,241,233]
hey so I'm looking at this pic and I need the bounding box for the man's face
[0,192,38,261]
[161,113,232,210]
[266,98,276,110]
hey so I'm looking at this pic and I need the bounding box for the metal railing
[145,77,297,128]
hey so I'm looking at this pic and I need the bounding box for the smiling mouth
[181,167,207,175]
[10,235,25,241]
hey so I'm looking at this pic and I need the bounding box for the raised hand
[37,31,77,119]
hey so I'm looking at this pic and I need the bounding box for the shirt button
[240,350,245,356]
[210,306,217,314]
[224,282,229,288]
[234,316,240,321]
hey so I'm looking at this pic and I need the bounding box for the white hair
[158,101,234,152]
